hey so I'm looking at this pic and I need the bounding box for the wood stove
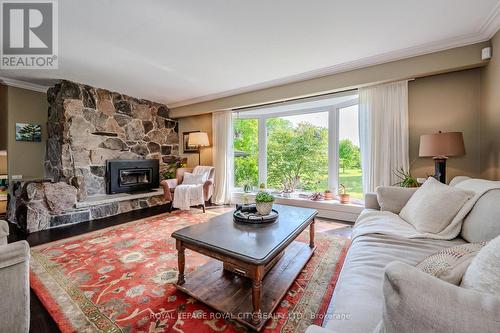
[106,159,159,194]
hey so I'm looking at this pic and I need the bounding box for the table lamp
[188,132,210,165]
[419,131,465,183]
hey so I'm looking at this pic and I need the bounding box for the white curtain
[212,110,234,205]
[359,80,409,193]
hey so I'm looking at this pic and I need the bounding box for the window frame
[234,96,359,193]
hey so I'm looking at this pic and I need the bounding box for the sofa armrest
[0,240,30,269]
[364,193,380,210]
[203,178,214,201]
[378,262,500,333]
[0,240,30,333]
[160,179,177,202]
[0,220,9,246]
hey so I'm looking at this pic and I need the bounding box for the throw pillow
[399,177,474,234]
[376,186,418,214]
[182,172,204,185]
[461,235,500,296]
[377,261,500,333]
[416,242,487,285]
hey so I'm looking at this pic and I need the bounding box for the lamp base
[433,158,447,183]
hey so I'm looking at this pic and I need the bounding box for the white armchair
[0,220,30,333]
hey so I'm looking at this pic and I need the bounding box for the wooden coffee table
[172,204,317,331]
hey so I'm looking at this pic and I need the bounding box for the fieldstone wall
[45,80,179,200]
[8,80,179,233]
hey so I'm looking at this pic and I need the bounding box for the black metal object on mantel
[233,204,279,224]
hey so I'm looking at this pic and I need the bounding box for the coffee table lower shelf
[175,240,315,331]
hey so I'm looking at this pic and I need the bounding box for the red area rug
[30,209,350,332]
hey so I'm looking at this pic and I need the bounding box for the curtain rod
[232,88,358,112]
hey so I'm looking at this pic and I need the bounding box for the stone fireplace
[9,80,180,232]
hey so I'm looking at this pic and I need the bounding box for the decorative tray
[233,204,279,224]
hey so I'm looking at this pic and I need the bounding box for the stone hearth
[10,80,180,233]
[8,179,167,232]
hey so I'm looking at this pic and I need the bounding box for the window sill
[231,191,363,222]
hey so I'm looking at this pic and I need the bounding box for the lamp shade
[188,132,210,147]
[419,131,465,158]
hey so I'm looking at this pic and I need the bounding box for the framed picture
[183,131,200,153]
[16,123,42,142]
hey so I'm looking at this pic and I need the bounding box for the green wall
[6,86,48,180]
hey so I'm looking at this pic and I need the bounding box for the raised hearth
[75,188,164,208]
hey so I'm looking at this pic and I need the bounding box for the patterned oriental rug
[30,209,350,333]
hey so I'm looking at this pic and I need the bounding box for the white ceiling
[1,0,499,107]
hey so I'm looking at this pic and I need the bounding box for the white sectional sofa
[307,176,500,333]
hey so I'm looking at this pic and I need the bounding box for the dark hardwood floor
[8,204,172,246]
[6,204,352,333]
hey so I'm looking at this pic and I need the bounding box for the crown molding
[0,77,50,93]
[170,31,491,109]
[170,4,500,110]
[480,1,500,39]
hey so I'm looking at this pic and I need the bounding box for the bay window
[233,91,362,199]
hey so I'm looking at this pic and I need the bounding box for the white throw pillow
[182,172,204,185]
[399,177,474,234]
[416,242,486,285]
[376,186,418,214]
[461,235,500,296]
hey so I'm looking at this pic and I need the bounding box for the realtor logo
[1,0,58,69]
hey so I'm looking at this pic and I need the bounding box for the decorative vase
[243,184,252,193]
[256,201,273,215]
[324,192,334,200]
[339,194,350,204]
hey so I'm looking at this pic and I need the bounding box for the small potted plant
[324,189,334,200]
[338,184,350,204]
[259,183,266,190]
[392,168,420,187]
[255,191,275,215]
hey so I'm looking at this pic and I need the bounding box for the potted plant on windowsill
[338,184,350,204]
[324,189,334,200]
[255,191,275,216]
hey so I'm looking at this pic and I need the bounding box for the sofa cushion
[453,178,500,193]
[451,178,500,242]
[461,235,500,297]
[399,177,474,234]
[376,186,417,214]
[376,261,500,333]
[323,234,465,333]
[460,190,500,242]
[416,242,486,285]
